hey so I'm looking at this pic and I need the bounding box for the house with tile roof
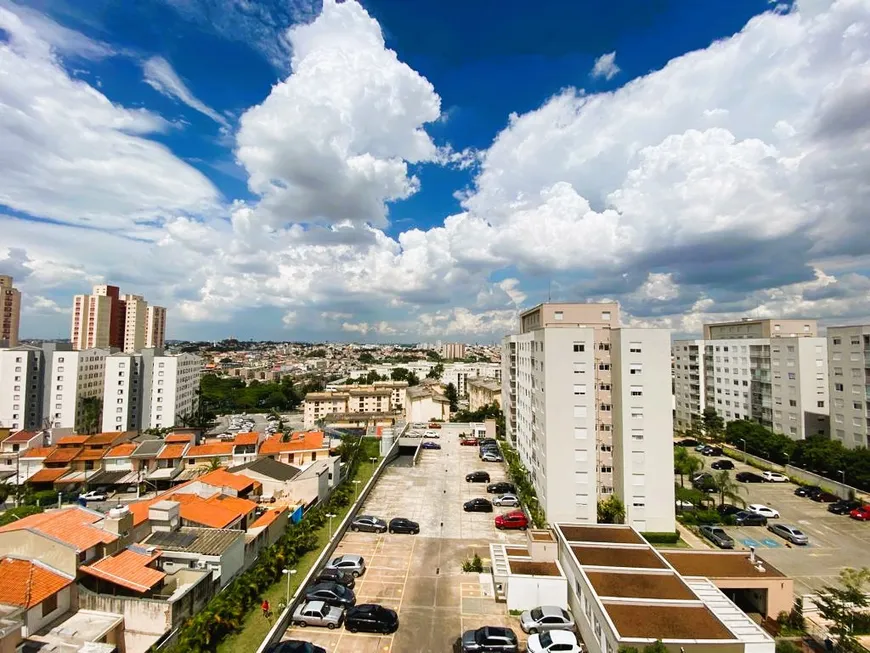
[140,524,245,588]
[0,557,76,637]
[171,493,258,530]
[227,457,302,501]
[15,446,54,484]
[258,430,329,467]
[231,431,261,466]
[183,441,234,470]
[190,468,261,499]
[0,430,47,481]
[147,442,189,486]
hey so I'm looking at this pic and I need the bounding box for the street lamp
[326,512,337,540]
[352,479,362,502]
[740,438,747,462]
[282,568,297,605]
[838,469,846,485]
[369,456,377,466]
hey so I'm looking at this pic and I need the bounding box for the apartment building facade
[0,344,72,431]
[303,382,408,428]
[827,325,870,449]
[50,348,111,429]
[147,353,203,431]
[122,294,148,353]
[675,319,829,440]
[502,303,674,532]
[145,305,167,349]
[71,284,167,353]
[0,275,21,347]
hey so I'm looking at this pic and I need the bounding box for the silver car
[350,515,388,533]
[768,523,809,545]
[492,493,520,507]
[519,605,575,634]
[325,554,366,577]
[292,600,344,629]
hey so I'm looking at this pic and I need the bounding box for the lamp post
[282,568,297,605]
[369,456,377,467]
[352,480,362,503]
[326,512,337,540]
[740,438,747,463]
[838,469,846,485]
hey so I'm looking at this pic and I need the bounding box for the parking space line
[394,534,416,613]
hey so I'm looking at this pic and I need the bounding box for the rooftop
[0,557,74,608]
[249,507,286,530]
[27,467,69,483]
[197,468,259,492]
[0,507,117,552]
[559,524,645,545]
[37,609,123,648]
[84,432,129,446]
[233,432,260,446]
[76,447,110,461]
[228,456,301,482]
[142,527,243,556]
[44,446,81,463]
[171,493,256,528]
[80,548,165,593]
[585,571,697,600]
[56,435,89,445]
[157,443,188,460]
[105,443,137,458]
[603,602,735,640]
[19,446,53,459]
[186,442,234,458]
[507,560,561,577]
[662,550,786,579]
[5,429,39,443]
[131,440,165,458]
[259,431,326,455]
[571,545,667,569]
[164,433,193,444]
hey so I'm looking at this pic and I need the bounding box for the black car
[810,491,839,503]
[702,446,723,456]
[736,471,764,483]
[717,503,743,517]
[692,475,717,493]
[677,438,700,447]
[466,471,491,483]
[460,626,519,653]
[487,482,516,494]
[829,499,862,515]
[711,459,734,470]
[344,604,399,634]
[794,485,820,497]
[265,641,327,653]
[389,517,420,534]
[734,510,767,526]
[464,498,494,513]
[478,438,497,447]
[304,582,356,608]
[314,568,355,589]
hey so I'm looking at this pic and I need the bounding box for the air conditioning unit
[196,561,208,570]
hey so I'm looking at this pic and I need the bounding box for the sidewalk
[676,523,711,549]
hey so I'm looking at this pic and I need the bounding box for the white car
[424,431,440,439]
[748,503,780,519]
[493,493,520,507]
[481,451,504,463]
[79,490,108,502]
[762,471,788,483]
[527,630,584,653]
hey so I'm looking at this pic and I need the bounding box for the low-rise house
[149,442,189,486]
[0,557,75,637]
[0,430,47,481]
[231,432,260,466]
[17,446,56,485]
[170,493,258,531]
[226,457,302,502]
[244,506,289,563]
[130,439,165,482]
[100,442,141,489]
[406,384,451,423]
[192,468,261,500]
[183,442,234,472]
[259,430,329,467]
[26,608,126,652]
[289,459,331,507]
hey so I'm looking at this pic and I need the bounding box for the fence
[255,436,401,653]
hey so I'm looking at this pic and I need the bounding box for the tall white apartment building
[50,348,110,429]
[145,305,167,349]
[502,303,674,532]
[146,353,202,430]
[102,352,144,432]
[0,275,21,347]
[0,343,73,431]
[673,318,829,439]
[122,294,147,353]
[672,340,706,431]
[71,284,167,353]
[441,362,501,398]
[827,325,870,449]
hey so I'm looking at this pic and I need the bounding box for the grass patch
[651,538,691,549]
[215,456,380,653]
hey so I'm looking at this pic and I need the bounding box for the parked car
[466,471,491,483]
[849,505,870,521]
[304,582,356,608]
[768,523,809,545]
[701,446,723,456]
[493,493,520,507]
[711,459,735,470]
[314,568,355,589]
[748,504,780,519]
[424,431,440,439]
[810,491,839,503]
[675,499,695,511]
[794,485,820,497]
[495,510,528,530]
[736,471,765,483]
[762,471,788,483]
[481,451,504,463]
[692,475,717,493]
[461,438,479,446]
[79,490,108,502]
[350,515,388,533]
[344,604,399,634]
[478,438,497,446]
[695,444,708,452]
[519,606,575,634]
[804,486,826,500]
[829,499,863,515]
[487,482,516,494]
[527,630,583,653]
[699,525,735,549]
[464,498,494,513]
[265,641,327,653]
[421,441,441,450]
[460,626,519,653]
[388,517,420,534]
[291,601,344,629]
[716,503,743,517]
[733,511,767,526]
[677,438,699,447]
[428,423,442,429]
[479,446,501,457]
[325,554,366,577]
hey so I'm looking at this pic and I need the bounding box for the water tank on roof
[108,505,130,519]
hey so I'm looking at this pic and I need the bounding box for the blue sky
[2,0,870,343]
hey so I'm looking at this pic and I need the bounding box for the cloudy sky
[2,0,870,343]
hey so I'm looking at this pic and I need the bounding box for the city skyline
[3,0,870,344]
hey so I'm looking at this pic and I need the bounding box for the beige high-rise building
[442,342,466,360]
[122,294,147,353]
[827,325,870,449]
[145,305,167,349]
[0,275,21,347]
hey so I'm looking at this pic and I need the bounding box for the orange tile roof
[173,493,257,528]
[5,430,40,443]
[106,443,137,458]
[20,446,54,459]
[197,468,258,492]
[249,507,287,530]
[259,431,325,455]
[80,549,165,593]
[57,435,90,445]
[165,433,193,444]
[0,507,117,551]
[187,443,234,458]
[45,447,82,463]
[28,467,70,483]
[76,447,109,461]
[0,558,73,608]
[84,432,128,446]
[156,443,188,460]
[233,432,259,446]
[127,480,196,527]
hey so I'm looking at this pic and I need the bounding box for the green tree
[444,382,459,412]
[358,352,376,364]
[702,407,725,441]
[815,567,870,652]
[76,396,101,434]
[642,642,670,653]
[364,370,384,384]
[205,457,223,472]
[712,470,746,508]
[674,447,704,487]
[426,349,442,361]
[775,642,801,653]
[597,495,626,524]
[426,363,444,380]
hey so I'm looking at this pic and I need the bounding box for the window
[789,399,797,407]
[629,363,643,375]
[599,383,611,391]
[788,372,796,380]
[630,408,643,419]
[554,311,564,321]
[573,406,588,418]
[600,466,612,473]
[574,427,588,440]
[601,311,611,321]
[600,444,612,452]
[833,337,842,345]
[573,343,585,352]
[598,363,610,371]
[630,386,643,397]
[629,342,642,353]
[41,593,58,617]
[817,400,825,408]
[575,493,588,506]
[835,383,844,392]
[599,404,611,412]
[573,384,587,396]
[631,429,644,441]
[575,450,588,462]
[632,501,646,508]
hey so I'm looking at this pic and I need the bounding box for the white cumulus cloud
[591,51,620,80]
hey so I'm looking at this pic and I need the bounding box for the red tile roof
[45,447,82,463]
[249,507,287,530]
[84,432,128,446]
[106,443,137,458]
[28,468,69,483]
[0,558,73,608]
[187,443,234,458]
[5,430,40,443]
[20,446,54,459]
[165,433,193,444]
[233,432,259,446]
[0,507,118,551]
[259,431,325,455]
[76,447,109,461]
[127,480,196,527]
[197,468,258,492]
[80,549,165,593]
[156,443,188,460]
[57,435,90,445]
[172,493,256,529]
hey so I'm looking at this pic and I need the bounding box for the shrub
[0,505,42,527]
[462,553,483,573]
[641,531,680,544]
[775,641,801,653]
[678,509,723,525]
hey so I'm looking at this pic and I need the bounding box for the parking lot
[280,424,529,652]
[682,453,870,595]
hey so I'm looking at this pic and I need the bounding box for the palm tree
[674,448,704,487]
[205,457,222,472]
[713,470,746,508]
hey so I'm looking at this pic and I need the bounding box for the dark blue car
[421,441,441,450]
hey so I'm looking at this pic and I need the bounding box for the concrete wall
[79,587,171,637]
[506,575,567,611]
[23,584,73,637]
[714,577,794,619]
[0,530,77,576]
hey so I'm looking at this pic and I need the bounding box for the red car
[849,506,870,521]
[495,510,528,530]
[461,438,478,446]
[428,423,442,429]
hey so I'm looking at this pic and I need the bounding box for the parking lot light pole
[352,479,362,503]
[282,568,297,605]
[369,456,377,467]
[326,512,336,540]
[838,469,846,485]
[740,438,747,462]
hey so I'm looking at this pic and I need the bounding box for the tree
[426,363,444,380]
[358,352,376,364]
[426,349,442,361]
[444,382,459,412]
[815,567,870,652]
[712,470,745,508]
[674,447,703,487]
[597,496,625,524]
[76,396,101,434]
[702,407,725,441]
[364,370,384,384]
[205,457,223,472]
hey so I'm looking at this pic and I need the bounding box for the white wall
[23,584,73,637]
[506,575,568,611]
[51,349,109,429]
